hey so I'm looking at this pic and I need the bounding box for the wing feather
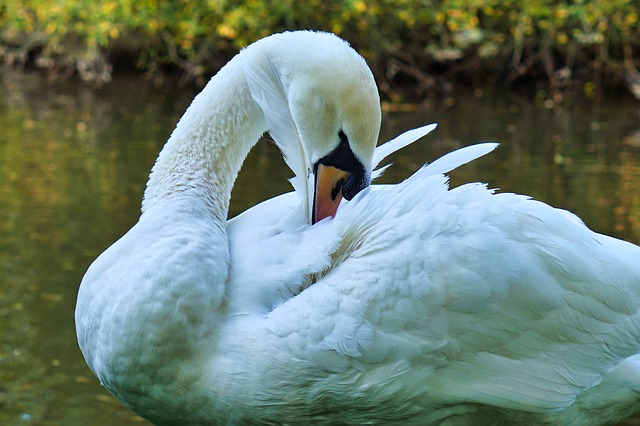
[372,123,437,170]
[266,151,640,413]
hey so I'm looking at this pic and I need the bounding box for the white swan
[76,31,640,425]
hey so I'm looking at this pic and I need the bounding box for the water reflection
[0,69,638,425]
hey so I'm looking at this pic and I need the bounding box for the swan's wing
[421,142,498,175]
[371,125,497,181]
[371,123,437,178]
[266,162,640,412]
[227,192,344,314]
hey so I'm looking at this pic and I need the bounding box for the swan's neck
[77,56,270,422]
[142,55,266,221]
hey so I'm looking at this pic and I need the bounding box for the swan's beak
[312,164,351,224]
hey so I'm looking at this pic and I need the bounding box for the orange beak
[313,164,351,224]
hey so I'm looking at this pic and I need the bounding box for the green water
[1,68,639,425]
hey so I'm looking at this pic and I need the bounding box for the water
[1,69,639,425]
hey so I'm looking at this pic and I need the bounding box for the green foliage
[1,0,639,99]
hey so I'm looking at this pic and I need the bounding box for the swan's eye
[331,178,346,201]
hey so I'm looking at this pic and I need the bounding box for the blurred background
[2,0,640,100]
[1,1,639,425]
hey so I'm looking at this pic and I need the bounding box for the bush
[1,0,639,100]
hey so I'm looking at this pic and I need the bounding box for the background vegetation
[1,0,639,101]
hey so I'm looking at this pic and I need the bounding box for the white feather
[421,142,499,175]
[242,45,310,218]
[77,31,640,426]
[372,123,437,171]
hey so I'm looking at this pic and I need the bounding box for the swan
[75,30,640,425]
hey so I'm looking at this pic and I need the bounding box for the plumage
[76,31,640,425]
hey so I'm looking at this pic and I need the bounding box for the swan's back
[228,148,640,424]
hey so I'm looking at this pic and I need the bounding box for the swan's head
[243,31,381,224]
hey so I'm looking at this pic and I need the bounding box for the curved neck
[142,55,267,221]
